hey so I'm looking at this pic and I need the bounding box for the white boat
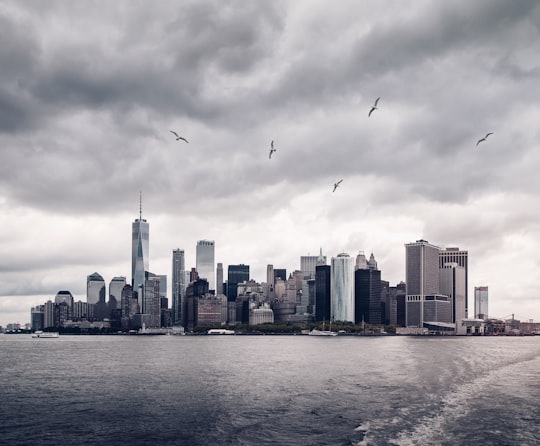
[309,321,338,336]
[32,331,59,338]
[207,329,235,335]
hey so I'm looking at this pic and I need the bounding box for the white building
[331,253,355,322]
[87,272,105,305]
[249,304,274,325]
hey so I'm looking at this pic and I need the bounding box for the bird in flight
[170,130,189,143]
[333,179,343,192]
[476,132,493,147]
[368,97,380,117]
[269,140,276,159]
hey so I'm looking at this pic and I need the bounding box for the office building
[315,265,331,322]
[216,262,223,295]
[301,250,326,279]
[132,200,149,293]
[474,286,489,319]
[143,272,163,328]
[439,263,466,325]
[439,247,469,317]
[31,305,44,331]
[197,295,225,326]
[183,278,210,331]
[405,239,440,327]
[172,249,186,326]
[196,240,215,292]
[331,253,355,322]
[226,264,250,302]
[273,268,287,282]
[87,272,105,305]
[354,253,382,325]
[109,277,126,310]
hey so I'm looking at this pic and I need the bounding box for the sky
[1,0,540,327]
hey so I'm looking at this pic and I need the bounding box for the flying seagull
[333,179,343,192]
[269,140,276,159]
[368,97,380,117]
[170,130,189,143]
[476,132,493,147]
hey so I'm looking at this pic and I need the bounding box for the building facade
[331,253,355,322]
[196,240,215,292]
[439,247,468,317]
[172,249,186,326]
[439,263,466,326]
[474,286,489,319]
[109,277,126,311]
[354,260,382,325]
[405,240,441,327]
[132,207,149,294]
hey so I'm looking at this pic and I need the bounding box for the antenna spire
[139,191,142,220]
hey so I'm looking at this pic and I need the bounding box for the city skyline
[2,1,540,326]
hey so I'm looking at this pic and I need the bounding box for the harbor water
[1,334,539,445]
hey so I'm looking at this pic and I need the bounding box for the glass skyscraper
[331,253,355,322]
[132,212,149,293]
[87,272,105,305]
[474,286,489,319]
[109,276,126,310]
[196,240,215,292]
[172,249,186,325]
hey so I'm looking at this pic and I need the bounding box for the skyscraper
[109,276,126,310]
[132,197,149,293]
[216,263,224,295]
[439,263,466,325]
[143,272,163,328]
[301,250,326,279]
[196,240,215,292]
[331,253,355,322]
[172,249,186,326]
[355,253,382,325]
[405,239,441,327]
[315,265,331,322]
[474,286,489,319]
[226,264,250,302]
[439,247,469,317]
[87,272,106,305]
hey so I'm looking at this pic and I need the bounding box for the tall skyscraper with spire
[132,193,149,299]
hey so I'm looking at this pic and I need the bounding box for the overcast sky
[1,0,540,327]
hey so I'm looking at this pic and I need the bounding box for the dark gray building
[226,264,250,302]
[355,267,382,325]
[315,265,331,322]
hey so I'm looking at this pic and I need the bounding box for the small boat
[32,331,59,338]
[309,320,337,336]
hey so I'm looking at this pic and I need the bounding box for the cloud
[1,0,540,325]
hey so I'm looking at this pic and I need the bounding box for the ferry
[207,329,235,335]
[32,331,59,338]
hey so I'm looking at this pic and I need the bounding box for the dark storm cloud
[350,0,540,77]
[0,12,41,132]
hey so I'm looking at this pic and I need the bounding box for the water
[1,335,539,445]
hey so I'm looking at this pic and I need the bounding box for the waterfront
[1,335,539,445]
